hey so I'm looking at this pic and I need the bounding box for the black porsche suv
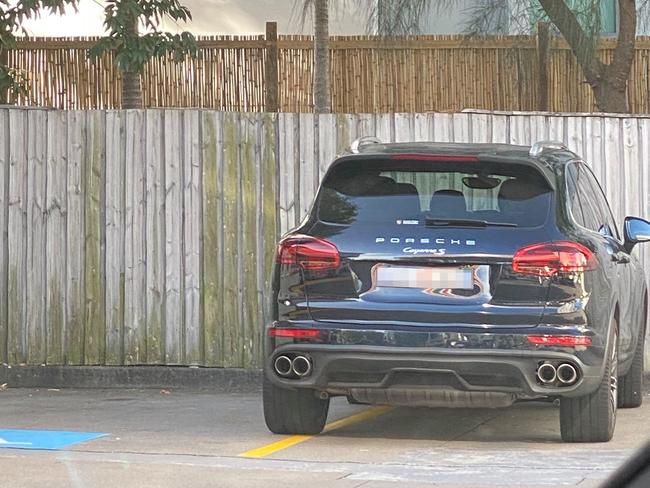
[264,139,649,443]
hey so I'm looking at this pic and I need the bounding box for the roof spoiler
[529,141,567,157]
[350,136,382,154]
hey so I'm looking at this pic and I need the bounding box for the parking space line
[239,406,393,458]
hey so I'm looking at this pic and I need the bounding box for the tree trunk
[597,0,636,113]
[592,80,629,113]
[538,0,636,113]
[121,15,142,109]
[313,0,330,114]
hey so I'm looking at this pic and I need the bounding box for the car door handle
[612,252,630,264]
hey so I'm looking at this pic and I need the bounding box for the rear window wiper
[425,218,518,228]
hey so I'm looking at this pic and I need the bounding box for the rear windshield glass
[316,159,552,227]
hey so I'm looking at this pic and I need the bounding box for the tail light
[512,241,596,277]
[277,235,341,271]
[268,328,321,338]
[527,335,592,346]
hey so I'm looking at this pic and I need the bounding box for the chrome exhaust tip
[274,355,293,377]
[537,363,557,384]
[292,355,312,377]
[557,363,578,385]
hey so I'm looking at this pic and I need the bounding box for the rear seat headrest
[429,189,468,219]
[498,179,546,201]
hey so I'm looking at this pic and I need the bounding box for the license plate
[374,265,474,290]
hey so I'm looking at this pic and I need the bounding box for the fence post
[536,22,550,112]
[265,21,279,112]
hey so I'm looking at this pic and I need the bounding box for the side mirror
[624,216,650,252]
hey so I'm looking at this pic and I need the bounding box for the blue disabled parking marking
[0,429,108,450]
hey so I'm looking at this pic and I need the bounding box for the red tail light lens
[527,335,592,346]
[277,235,341,271]
[269,328,321,338]
[512,241,596,277]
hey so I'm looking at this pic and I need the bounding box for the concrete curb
[0,365,262,392]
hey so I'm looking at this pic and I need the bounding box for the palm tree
[313,0,331,113]
[299,0,331,113]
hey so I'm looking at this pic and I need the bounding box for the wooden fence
[5,33,650,113]
[0,108,649,370]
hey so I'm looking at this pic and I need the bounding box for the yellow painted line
[239,434,313,459]
[239,405,393,459]
[321,405,392,433]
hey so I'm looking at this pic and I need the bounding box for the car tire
[560,325,618,443]
[263,375,329,435]
[618,312,646,408]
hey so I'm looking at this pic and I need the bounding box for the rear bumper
[265,343,605,402]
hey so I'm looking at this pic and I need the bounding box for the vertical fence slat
[0,110,8,364]
[584,117,604,183]
[529,115,548,142]
[7,109,27,364]
[240,113,259,367]
[375,113,394,143]
[604,118,624,222]
[508,115,530,146]
[222,112,241,367]
[357,113,376,138]
[183,110,202,365]
[452,113,470,143]
[394,113,414,143]
[124,110,147,364]
[547,116,565,144]
[336,113,356,153]
[491,115,508,143]
[640,119,650,373]
[299,113,315,221]
[105,111,125,365]
[622,119,640,221]
[202,111,224,366]
[260,112,278,362]
[413,113,431,142]
[84,110,106,365]
[45,110,68,364]
[278,113,297,234]
[146,110,166,364]
[566,117,584,158]
[470,113,490,143]
[65,111,86,365]
[26,110,47,364]
[318,114,336,181]
[164,110,183,364]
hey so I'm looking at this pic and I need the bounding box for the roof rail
[529,140,568,157]
[350,136,382,154]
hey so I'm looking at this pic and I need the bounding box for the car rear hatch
[299,154,556,329]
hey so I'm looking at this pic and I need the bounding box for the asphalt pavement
[1,387,649,487]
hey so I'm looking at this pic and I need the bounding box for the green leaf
[88,0,197,74]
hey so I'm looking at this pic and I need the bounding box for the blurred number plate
[375,265,473,290]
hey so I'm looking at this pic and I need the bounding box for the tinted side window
[572,163,602,232]
[566,164,585,227]
[580,164,620,239]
